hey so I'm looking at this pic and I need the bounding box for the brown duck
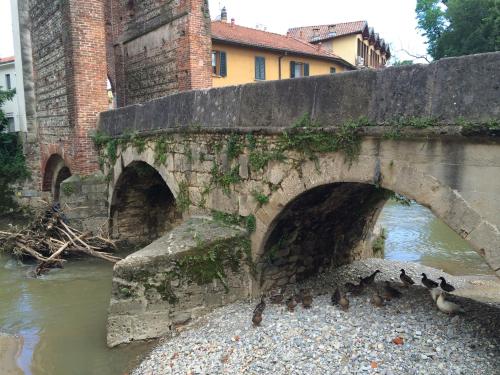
[302,291,313,309]
[421,273,439,289]
[286,296,298,312]
[360,270,381,286]
[400,269,415,287]
[344,281,364,296]
[371,293,384,307]
[269,289,284,304]
[383,281,402,300]
[332,287,342,305]
[252,311,262,327]
[254,296,266,314]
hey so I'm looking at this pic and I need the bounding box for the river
[0,201,494,374]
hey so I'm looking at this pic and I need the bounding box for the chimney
[221,7,227,22]
[312,27,320,38]
[231,18,235,27]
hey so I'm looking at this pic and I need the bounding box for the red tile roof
[0,56,15,64]
[211,21,354,69]
[288,21,368,43]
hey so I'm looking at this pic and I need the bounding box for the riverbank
[133,259,500,375]
[0,333,23,375]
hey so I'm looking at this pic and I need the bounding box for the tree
[416,0,500,60]
[0,87,29,212]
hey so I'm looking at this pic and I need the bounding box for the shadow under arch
[110,161,180,245]
[258,182,390,290]
[42,154,72,202]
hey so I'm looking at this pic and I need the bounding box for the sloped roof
[0,56,15,65]
[211,21,354,69]
[288,21,368,43]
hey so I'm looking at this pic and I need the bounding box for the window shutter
[304,63,310,77]
[255,57,266,80]
[255,57,259,80]
[290,61,296,78]
[220,52,227,77]
[261,57,266,80]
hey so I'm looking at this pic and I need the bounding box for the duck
[371,293,384,307]
[383,281,402,300]
[254,295,266,314]
[421,273,438,289]
[360,270,381,286]
[438,277,456,293]
[286,296,298,312]
[339,294,350,311]
[269,288,284,304]
[252,311,263,326]
[344,281,364,296]
[436,292,464,315]
[332,287,342,305]
[302,290,313,309]
[430,288,441,303]
[400,269,415,287]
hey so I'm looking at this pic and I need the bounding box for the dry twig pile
[0,205,121,276]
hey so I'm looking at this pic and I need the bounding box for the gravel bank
[133,259,500,375]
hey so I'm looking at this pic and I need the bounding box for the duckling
[252,311,263,326]
[339,293,350,311]
[400,269,415,287]
[254,295,266,314]
[383,281,402,300]
[371,293,384,307]
[332,287,342,305]
[421,273,438,289]
[344,281,364,296]
[438,277,456,293]
[286,296,298,312]
[360,270,381,286]
[302,291,313,309]
[430,288,441,303]
[436,292,464,315]
[269,288,284,304]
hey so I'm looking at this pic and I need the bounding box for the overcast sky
[0,0,428,62]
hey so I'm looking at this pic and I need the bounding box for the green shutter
[261,57,266,80]
[220,52,227,77]
[304,63,310,77]
[255,57,266,80]
[290,61,296,78]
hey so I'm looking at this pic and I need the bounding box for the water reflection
[377,200,493,276]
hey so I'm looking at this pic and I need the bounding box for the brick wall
[109,0,212,106]
[27,0,109,189]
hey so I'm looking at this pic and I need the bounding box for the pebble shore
[133,259,500,375]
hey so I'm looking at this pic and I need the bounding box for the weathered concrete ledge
[99,52,500,136]
[107,218,251,347]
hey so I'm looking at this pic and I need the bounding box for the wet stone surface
[133,259,500,375]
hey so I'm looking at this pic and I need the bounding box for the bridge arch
[109,150,181,244]
[252,154,499,290]
[42,154,72,202]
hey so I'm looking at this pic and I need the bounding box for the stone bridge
[65,52,500,346]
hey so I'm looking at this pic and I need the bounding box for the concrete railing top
[98,52,500,137]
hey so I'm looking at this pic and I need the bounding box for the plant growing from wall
[177,181,191,212]
[0,87,29,211]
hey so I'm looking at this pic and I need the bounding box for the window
[5,74,11,90]
[290,61,309,78]
[212,51,227,77]
[255,56,266,80]
[330,67,336,74]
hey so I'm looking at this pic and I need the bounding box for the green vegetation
[211,210,256,234]
[252,189,269,206]
[154,136,169,165]
[210,163,241,195]
[416,0,499,60]
[0,87,29,211]
[61,182,75,196]
[177,181,191,212]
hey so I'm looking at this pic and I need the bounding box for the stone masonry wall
[107,218,250,347]
[109,0,212,107]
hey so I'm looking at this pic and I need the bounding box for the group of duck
[251,269,464,327]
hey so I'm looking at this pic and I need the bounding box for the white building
[0,56,22,132]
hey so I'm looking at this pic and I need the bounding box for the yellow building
[288,21,391,69]
[211,20,355,88]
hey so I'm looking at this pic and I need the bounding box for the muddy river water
[0,201,494,374]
